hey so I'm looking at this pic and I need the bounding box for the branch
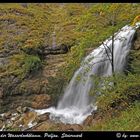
[102,42,112,65]
[102,42,112,54]
[92,58,110,65]
[84,59,110,69]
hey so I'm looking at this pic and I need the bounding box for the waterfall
[35,24,139,124]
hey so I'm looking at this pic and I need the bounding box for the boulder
[16,106,22,114]
[37,113,50,123]
[3,111,11,119]
[21,111,38,127]
[31,121,52,131]
[23,107,29,113]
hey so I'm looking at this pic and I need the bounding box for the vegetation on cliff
[0,3,140,131]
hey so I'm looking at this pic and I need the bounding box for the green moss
[93,74,140,111]
[87,101,140,131]
[1,54,42,79]
[22,55,42,74]
[85,74,140,131]
[130,50,140,74]
[0,4,140,126]
[61,4,140,81]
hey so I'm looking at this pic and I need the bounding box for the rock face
[134,28,140,50]
[31,94,51,109]
[0,5,140,131]
[44,44,71,55]
[0,106,85,131]
[0,109,83,131]
[0,107,43,131]
[0,53,66,114]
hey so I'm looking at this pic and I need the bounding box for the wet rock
[11,113,20,121]
[15,106,29,114]
[31,121,53,131]
[14,118,23,128]
[10,111,38,130]
[37,113,50,123]
[44,44,71,55]
[31,94,51,109]
[0,120,4,129]
[4,111,11,119]
[83,115,93,126]
[0,114,5,121]
[21,111,38,127]
[16,106,22,114]
[5,120,13,129]
[23,107,30,113]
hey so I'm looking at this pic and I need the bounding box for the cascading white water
[35,24,140,124]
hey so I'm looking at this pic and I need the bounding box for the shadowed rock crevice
[43,44,71,55]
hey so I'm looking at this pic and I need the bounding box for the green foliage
[0,54,42,79]
[62,3,140,81]
[85,26,140,131]
[22,54,42,75]
[130,50,140,74]
[88,101,140,131]
[93,74,140,111]
[0,3,139,81]
[0,3,140,131]
[86,72,140,131]
[21,38,44,55]
[132,15,140,26]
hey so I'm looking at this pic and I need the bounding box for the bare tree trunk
[111,34,115,76]
[102,33,115,79]
[111,33,117,86]
[102,35,114,76]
